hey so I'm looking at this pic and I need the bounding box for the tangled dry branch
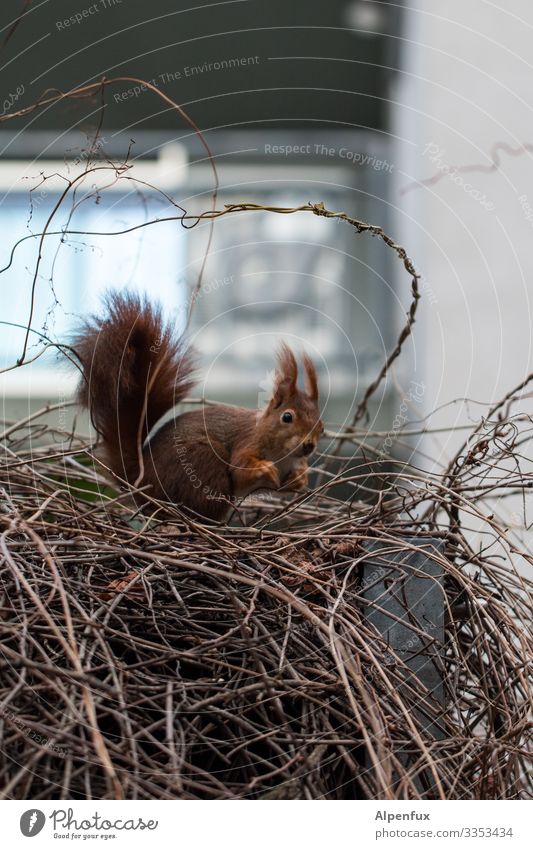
[0,394,531,800]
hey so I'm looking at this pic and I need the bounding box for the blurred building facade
[0,0,405,441]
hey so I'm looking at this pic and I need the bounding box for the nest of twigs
[0,400,531,801]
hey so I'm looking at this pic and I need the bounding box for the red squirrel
[73,292,323,520]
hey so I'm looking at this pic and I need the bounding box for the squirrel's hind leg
[143,434,234,521]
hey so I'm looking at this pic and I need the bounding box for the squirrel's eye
[281,411,294,424]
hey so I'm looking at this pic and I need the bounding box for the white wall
[392,1,533,465]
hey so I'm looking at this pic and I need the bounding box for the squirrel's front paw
[231,457,280,496]
[281,464,308,492]
[255,460,280,489]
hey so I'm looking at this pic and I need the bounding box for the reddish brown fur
[302,352,319,401]
[73,292,196,485]
[74,292,323,521]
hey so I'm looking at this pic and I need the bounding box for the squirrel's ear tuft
[302,352,319,402]
[271,342,298,407]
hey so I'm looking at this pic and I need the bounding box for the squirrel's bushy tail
[73,291,196,485]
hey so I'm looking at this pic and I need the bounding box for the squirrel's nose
[302,441,314,456]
